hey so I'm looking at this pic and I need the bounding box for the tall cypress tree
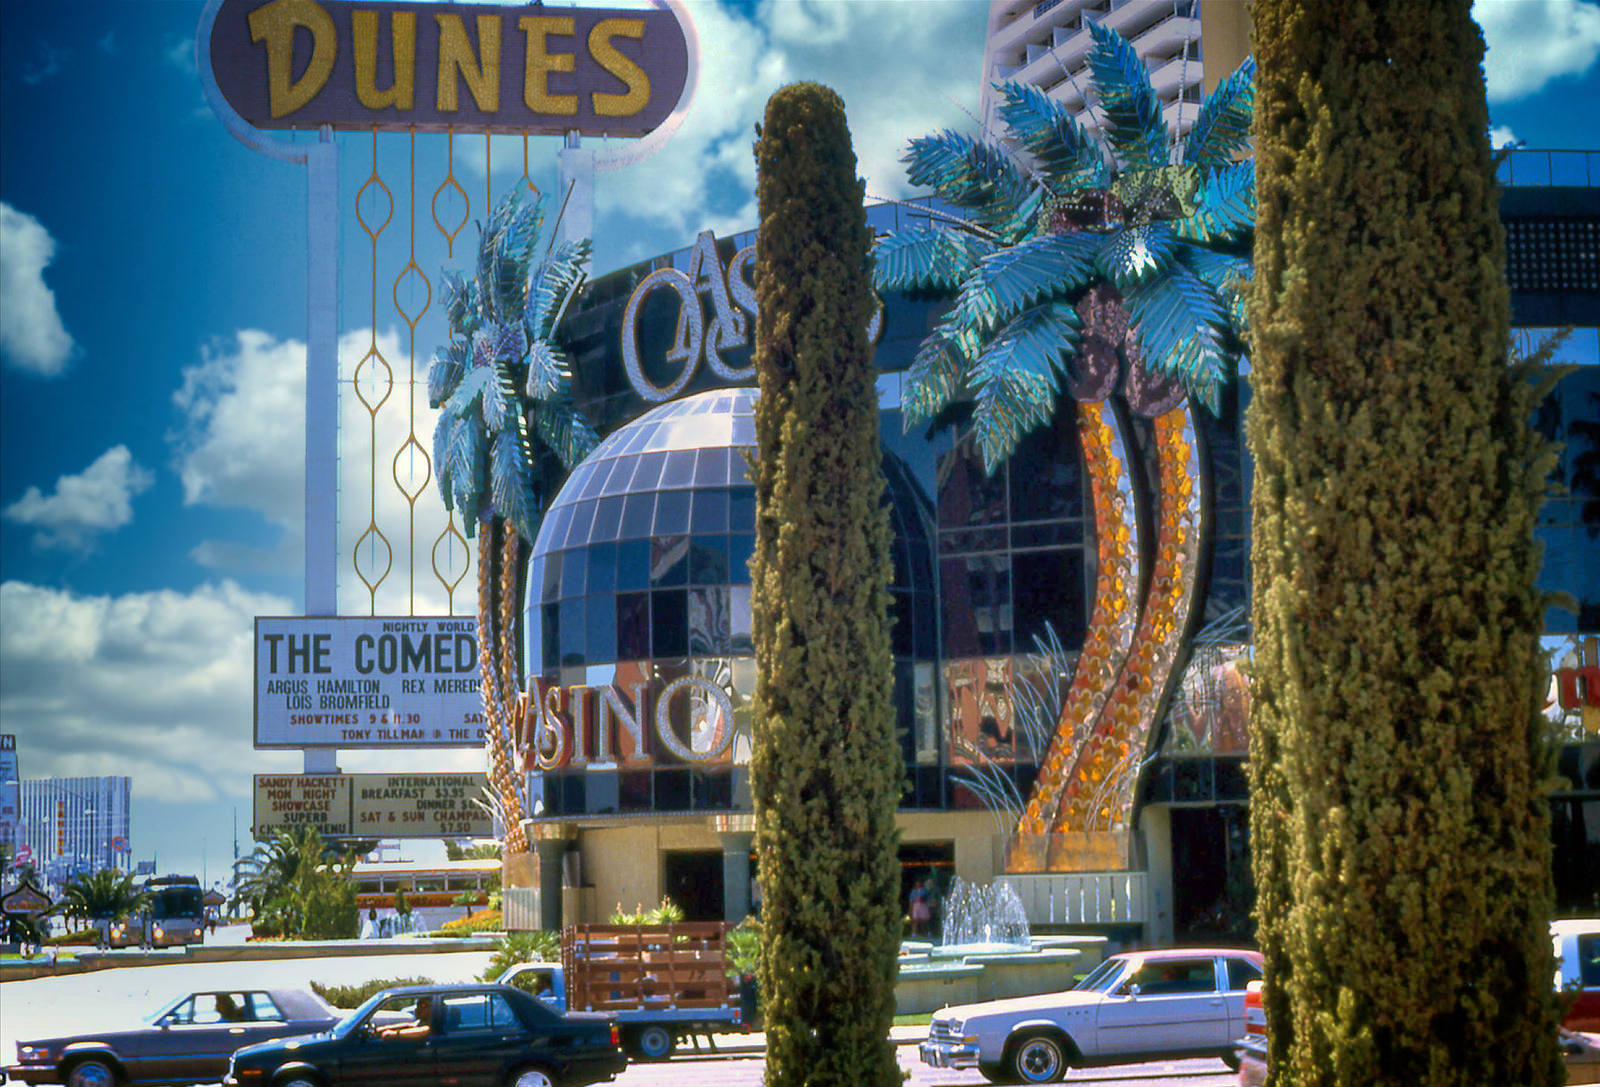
[749,82,901,1087]
[1246,1,1560,1084]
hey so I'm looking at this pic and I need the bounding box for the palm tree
[429,190,599,855]
[232,828,362,938]
[54,868,149,929]
[873,23,1254,870]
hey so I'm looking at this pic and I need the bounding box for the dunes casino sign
[206,0,692,136]
[515,674,738,770]
[621,229,884,402]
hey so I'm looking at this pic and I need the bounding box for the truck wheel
[634,1025,675,1060]
[1009,1033,1068,1083]
[66,1059,119,1087]
[506,1067,557,1087]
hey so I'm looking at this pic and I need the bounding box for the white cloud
[0,203,76,377]
[454,1,988,269]
[169,327,466,616]
[171,329,307,574]
[2,445,153,551]
[1475,0,1600,102]
[0,579,299,805]
[1490,123,1519,148]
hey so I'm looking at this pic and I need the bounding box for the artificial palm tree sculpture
[429,190,598,854]
[874,22,1254,870]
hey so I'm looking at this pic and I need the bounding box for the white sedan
[920,947,1263,1084]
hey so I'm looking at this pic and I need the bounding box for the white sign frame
[255,617,487,748]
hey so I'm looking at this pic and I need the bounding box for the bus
[143,875,206,947]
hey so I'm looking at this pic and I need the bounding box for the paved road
[1,945,1236,1087]
[614,1050,1237,1086]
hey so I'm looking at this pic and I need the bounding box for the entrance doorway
[899,841,954,941]
[1170,805,1253,944]
[662,851,724,922]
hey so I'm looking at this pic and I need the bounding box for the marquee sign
[253,773,493,838]
[254,616,486,748]
[207,0,692,136]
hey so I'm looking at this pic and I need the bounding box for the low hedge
[310,975,434,1009]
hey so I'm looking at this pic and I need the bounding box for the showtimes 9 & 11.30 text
[254,617,487,748]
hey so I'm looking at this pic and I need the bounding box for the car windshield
[1073,957,1129,993]
[330,991,411,1039]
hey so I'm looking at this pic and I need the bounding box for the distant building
[17,776,132,887]
[978,0,1252,138]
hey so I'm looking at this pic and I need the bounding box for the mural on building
[872,23,1256,872]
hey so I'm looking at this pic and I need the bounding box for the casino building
[510,173,1600,943]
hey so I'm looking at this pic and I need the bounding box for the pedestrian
[360,908,379,940]
[909,879,931,937]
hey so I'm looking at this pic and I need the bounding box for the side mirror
[1124,983,1141,999]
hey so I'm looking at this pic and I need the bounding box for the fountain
[893,878,1097,1015]
[940,878,1031,949]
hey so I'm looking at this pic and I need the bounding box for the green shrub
[480,930,560,982]
[609,898,684,925]
[310,975,434,1009]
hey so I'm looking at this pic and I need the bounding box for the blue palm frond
[1183,55,1255,168]
[532,399,601,469]
[480,365,517,434]
[1177,159,1254,244]
[525,239,592,341]
[1178,245,1251,335]
[436,412,486,531]
[954,232,1101,334]
[1124,264,1230,412]
[427,338,469,409]
[901,316,979,426]
[872,227,996,292]
[440,271,479,337]
[969,302,1083,471]
[997,82,1108,193]
[446,363,495,420]
[903,131,1041,239]
[1087,22,1168,170]
[490,427,539,542]
[478,193,545,324]
[525,339,571,400]
[1094,223,1180,289]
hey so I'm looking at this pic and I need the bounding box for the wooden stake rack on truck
[561,922,748,1059]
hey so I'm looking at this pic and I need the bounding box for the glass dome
[525,386,936,676]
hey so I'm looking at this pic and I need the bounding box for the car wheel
[1010,1033,1068,1084]
[276,1077,321,1087]
[66,1059,119,1087]
[1222,1050,1241,1072]
[635,1024,675,1060]
[507,1067,558,1087]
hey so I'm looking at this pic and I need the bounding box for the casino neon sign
[621,229,884,402]
[515,674,738,770]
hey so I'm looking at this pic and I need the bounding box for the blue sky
[2,0,1598,884]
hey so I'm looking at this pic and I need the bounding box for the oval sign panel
[208,0,692,136]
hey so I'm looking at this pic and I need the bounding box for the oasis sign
[622,229,883,403]
[515,674,738,770]
[208,0,691,135]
